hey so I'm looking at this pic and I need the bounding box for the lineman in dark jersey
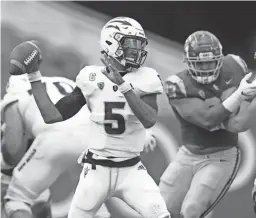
[159,30,256,218]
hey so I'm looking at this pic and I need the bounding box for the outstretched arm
[31,79,86,123]
[9,40,86,124]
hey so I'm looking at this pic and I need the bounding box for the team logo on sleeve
[113,85,118,91]
[97,82,105,90]
[198,90,206,99]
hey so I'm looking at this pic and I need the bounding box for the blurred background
[1,1,256,218]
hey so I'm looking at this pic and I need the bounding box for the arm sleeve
[55,86,86,120]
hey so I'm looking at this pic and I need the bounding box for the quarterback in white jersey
[9,17,170,218]
[2,75,110,218]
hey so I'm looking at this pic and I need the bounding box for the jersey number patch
[104,102,125,135]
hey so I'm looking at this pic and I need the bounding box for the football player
[2,75,111,218]
[1,75,56,218]
[159,30,256,218]
[8,17,170,218]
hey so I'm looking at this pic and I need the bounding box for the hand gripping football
[9,40,42,75]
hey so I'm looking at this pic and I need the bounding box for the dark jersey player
[159,30,256,218]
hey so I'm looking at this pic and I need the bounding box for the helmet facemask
[113,33,148,71]
[186,51,223,84]
[184,30,224,84]
[186,52,223,84]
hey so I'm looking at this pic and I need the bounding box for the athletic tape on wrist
[118,81,132,94]
[28,71,42,82]
[222,90,242,112]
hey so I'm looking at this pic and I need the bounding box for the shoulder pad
[132,67,163,95]
[76,66,101,83]
[228,54,248,74]
[165,75,187,100]
[76,66,101,97]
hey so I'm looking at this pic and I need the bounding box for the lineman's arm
[30,81,86,124]
[165,76,232,130]
[169,97,231,130]
[1,102,26,166]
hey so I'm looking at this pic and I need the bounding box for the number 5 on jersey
[104,102,126,135]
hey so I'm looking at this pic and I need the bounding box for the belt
[82,150,140,169]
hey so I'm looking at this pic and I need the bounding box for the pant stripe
[199,146,241,218]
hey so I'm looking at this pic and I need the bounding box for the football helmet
[100,16,148,71]
[184,30,223,84]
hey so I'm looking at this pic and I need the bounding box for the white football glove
[143,129,157,153]
[238,73,256,99]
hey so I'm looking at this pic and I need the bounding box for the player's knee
[181,201,207,218]
[4,200,32,218]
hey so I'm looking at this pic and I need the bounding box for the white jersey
[1,76,90,138]
[76,66,163,158]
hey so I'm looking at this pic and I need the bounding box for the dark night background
[77,1,256,69]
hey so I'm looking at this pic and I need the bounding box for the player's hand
[238,73,256,99]
[100,55,126,85]
[9,40,42,75]
[143,129,157,153]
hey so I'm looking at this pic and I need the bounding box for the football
[9,40,41,75]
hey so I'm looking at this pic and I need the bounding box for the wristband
[254,178,256,186]
[27,71,42,82]
[222,90,242,112]
[118,81,132,94]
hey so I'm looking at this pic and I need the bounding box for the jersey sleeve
[75,66,98,97]
[134,67,163,95]
[55,87,86,120]
[165,75,187,101]
[43,77,76,104]
[228,54,248,74]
